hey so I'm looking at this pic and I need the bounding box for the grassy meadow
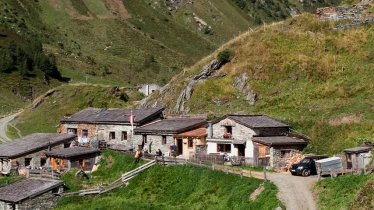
[56,152,282,210]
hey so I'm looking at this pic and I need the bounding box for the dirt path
[251,171,318,210]
[213,165,318,210]
[0,111,23,143]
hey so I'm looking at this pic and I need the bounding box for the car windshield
[300,158,311,164]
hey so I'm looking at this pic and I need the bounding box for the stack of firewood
[279,153,305,172]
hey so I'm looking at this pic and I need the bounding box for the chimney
[207,121,213,138]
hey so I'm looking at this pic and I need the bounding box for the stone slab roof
[252,136,308,147]
[45,147,100,158]
[344,146,372,154]
[227,115,289,128]
[134,118,207,134]
[0,178,63,203]
[60,107,164,125]
[0,133,76,159]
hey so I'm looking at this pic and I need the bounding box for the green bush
[217,50,231,63]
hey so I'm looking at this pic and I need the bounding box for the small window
[40,158,47,167]
[122,131,128,141]
[82,129,88,138]
[109,132,116,140]
[162,136,167,145]
[143,135,147,143]
[223,126,232,138]
[64,142,71,148]
[67,128,77,134]
[217,144,231,153]
[25,158,32,167]
[188,137,193,148]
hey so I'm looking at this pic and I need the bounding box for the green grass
[0,176,24,187]
[148,14,374,155]
[56,164,282,210]
[61,150,144,192]
[13,84,141,135]
[349,177,374,210]
[315,174,374,210]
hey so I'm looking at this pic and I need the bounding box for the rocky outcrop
[233,73,257,105]
[175,59,226,113]
[166,0,193,11]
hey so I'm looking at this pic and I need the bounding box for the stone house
[0,133,76,175]
[134,117,207,156]
[59,107,165,150]
[45,147,101,172]
[0,178,63,210]
[206,115,308,167]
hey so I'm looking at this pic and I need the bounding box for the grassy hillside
[144,13,374,155]
[12,84,142,136]
[315,174,374,210]
[0,0,340,86]
[56,161,282,209]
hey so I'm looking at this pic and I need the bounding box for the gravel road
[0,111,22,142]
[266,172,318,210]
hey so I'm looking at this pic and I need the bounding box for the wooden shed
[344,146,372,171]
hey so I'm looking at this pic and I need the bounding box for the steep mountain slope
[142,14,374,154]
[0,0,340,85]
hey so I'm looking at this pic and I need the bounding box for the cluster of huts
[0,106,372,209]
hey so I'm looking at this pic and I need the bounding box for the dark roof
[214,115,289,128]
[344,146,372,154]
[45,147,100,158]
[252,136,308,146]
[134,118,207,134]
[0,178,63,203]
[0,133,76,159]
[60,107,165,125]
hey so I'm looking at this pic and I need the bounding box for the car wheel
[302,169,311,177]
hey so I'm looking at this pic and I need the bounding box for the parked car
[290,155,328,177]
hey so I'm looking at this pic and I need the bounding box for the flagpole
[131,110,134,151]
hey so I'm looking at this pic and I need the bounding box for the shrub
[217,50,231,63]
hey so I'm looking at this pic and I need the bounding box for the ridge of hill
[0,0,340,86]
[141,13,374,155]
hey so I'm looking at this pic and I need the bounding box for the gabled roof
[0,178,63,203]
[60,107,165,125]
[0,133,76,159]
[252,136,308,147]
[213,114,289,128]
[134,118,207,135]
[45,147,100,158]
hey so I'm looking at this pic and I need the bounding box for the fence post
[263,167,267,181]
[249,168,252,177]
[240,168,243,179]
[212,163,215,171]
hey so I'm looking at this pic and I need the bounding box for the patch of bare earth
[328,114,362,126]
[249,183,264,200]
[48,0,93,20]
[105,0,131,19]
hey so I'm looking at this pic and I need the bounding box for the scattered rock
[175,59,226,112]
[233,73,257,105]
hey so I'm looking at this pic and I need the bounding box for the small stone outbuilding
[45,147,101,172]
[0,133,77,175]
[0,178,63,210]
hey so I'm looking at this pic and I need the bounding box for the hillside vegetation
[144,14,374,155]
[12,84,142,136]
[56,158,282,210]
[315,174,374,210]
[0,0,339,85]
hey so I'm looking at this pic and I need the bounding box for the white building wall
[209,118,258,158]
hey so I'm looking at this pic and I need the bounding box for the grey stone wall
[141,135,174,155]
[270,148,301,168]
